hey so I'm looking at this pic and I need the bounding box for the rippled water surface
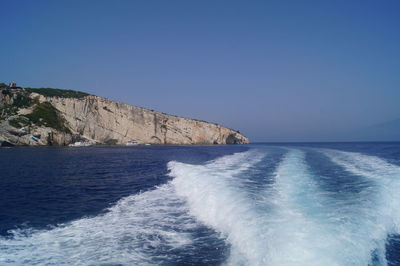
[1,143,400,265]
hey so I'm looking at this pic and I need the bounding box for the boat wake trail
[169,150,267,265]
[0,184,221,265]
[2,148,400,265]
[323,149,400,265]
[170,149,367,265]
[170,148,400,265]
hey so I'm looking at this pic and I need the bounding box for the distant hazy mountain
[350,118,400,141]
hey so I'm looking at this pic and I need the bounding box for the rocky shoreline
[0,84,249,146]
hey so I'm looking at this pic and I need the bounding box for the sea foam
[0,184,204,265]
[3,148,399,265]
[323,149,400,264]
[169,150,267,265]
[170,148,398,265]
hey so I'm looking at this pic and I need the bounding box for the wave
[322,149,400,265]
[0,184,214,265]
[170,149,345,265]
[0,151,261,265]
[3,148,400,265]
[169,150,267,265]
[323,149,400,232]
[170,148,399,265]
[257,149,347,265]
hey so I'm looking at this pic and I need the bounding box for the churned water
[1,143,400,265]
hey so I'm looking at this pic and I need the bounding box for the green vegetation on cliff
[25,88,90,98]
[1,88,72,133]
[12,94,36,108]
[8,117,30,128]
[0,91,37,120]
[0,105,17,119]
[24,103,71,133]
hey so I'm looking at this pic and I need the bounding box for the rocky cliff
[0,86,249,146]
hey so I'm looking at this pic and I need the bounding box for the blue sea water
[1,142,400,265]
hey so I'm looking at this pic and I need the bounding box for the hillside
[0,84,249,146]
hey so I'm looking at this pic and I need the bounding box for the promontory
[0,82,249,146]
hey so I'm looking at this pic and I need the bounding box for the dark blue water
[1,143,399,265]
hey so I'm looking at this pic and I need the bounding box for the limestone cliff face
[0,91,14,106]
[0,88,249,146]
[42,94,248,145]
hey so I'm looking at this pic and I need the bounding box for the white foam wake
[170,148,393,265]
[4,148,398,265]
[323,149,400,263]
[0,184,198,265]
[169,150,266,265]
[261,149,387,265]
[256,149,342,265]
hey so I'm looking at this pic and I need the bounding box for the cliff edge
[0,84,249,146]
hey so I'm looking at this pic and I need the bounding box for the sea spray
[169,150,267,265]
[170,148,389,265]
[323,149,400,264]
[250,149,360,265]
[169,149,341,265]
[0,184,220,265]
[2,146,400,265]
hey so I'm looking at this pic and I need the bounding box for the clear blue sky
[1,0,399,142]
